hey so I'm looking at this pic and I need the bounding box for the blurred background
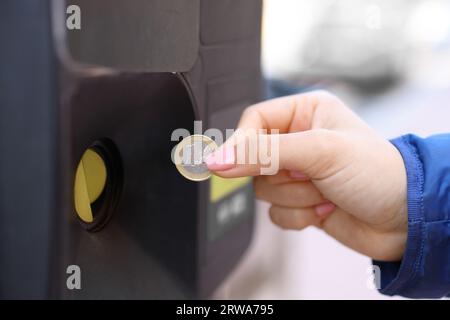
[215,0,450,299]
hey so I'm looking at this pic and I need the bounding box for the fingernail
[314,202,336,217]
[205,146,235,171]
[289,170,309,180]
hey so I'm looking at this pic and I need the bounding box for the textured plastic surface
[66,0,200,72]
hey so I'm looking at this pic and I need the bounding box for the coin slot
[73,139,123,232]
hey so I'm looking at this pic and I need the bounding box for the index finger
[236,92,320,133]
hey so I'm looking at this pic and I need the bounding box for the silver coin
[173,135,218,181]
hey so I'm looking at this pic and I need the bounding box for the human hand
[206,91,407,261]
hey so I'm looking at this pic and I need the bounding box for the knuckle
[268,208,279,225]
[313,90,340,103]
[314,89,333,98]
[242,105,259,119]
[293,224,307,231]
[290,209,310,230]
[308,90,347,113]
[279,224,293,231]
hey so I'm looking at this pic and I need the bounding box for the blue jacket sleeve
[373,133,450,298]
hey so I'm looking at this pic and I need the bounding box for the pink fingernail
[205,146,235,171]
[289,170,309,180]
[314,202,336,217]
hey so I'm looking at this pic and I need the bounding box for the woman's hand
[206,91,408,261]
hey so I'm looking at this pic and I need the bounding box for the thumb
[206,129,346,178]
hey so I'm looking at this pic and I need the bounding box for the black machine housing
[0,0,263,298]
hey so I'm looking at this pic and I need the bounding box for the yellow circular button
[74,149,107,223]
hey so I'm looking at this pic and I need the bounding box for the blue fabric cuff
[372,135,425,296]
